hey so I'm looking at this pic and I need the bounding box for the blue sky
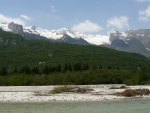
[0,0,150,35]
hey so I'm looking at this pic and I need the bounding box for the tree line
[0,63,107,76]
[0,63,150,86]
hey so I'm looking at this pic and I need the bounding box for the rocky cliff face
[109,30,150,57]
[8,22,23,34]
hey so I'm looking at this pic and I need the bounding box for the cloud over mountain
[139,5,150,21]
[107,16,129,29]
[20,15,31,21]
[0,14,26,26]
[72,20,102,33]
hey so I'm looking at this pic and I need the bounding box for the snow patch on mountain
[75,32,110,45]
[23,25,110,45]
[24,27,77,40]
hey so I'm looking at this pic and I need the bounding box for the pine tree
[83,63,89,70]
[0,67,7,76]
[25,66,31,74]
[56,64,62,72]
[32,67,40,74]
[68,63,72,71]
[99,64,102,69]
[14,67,18,74]
[43,66,49,75]
[63,63,69,72]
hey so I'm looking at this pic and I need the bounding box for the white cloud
[135,0,150,2]
[107,16,129,29]
[20,15,31,20]
[72,20,102,33]
[0,14,26,26]
[51,5,57,12]
[139,5,150,21]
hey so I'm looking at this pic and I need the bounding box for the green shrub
[49,85,93,94]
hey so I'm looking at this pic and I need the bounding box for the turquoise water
[0,98,150,113]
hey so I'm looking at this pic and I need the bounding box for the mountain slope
[109,30,150,57]
[1,22,150,57]
[0,29,24,46]
[0,30,150,72]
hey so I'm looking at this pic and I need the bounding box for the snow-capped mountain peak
[0,22,110,45]
[23,25,110,45]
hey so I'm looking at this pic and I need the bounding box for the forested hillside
[1,38,150,71]
[0,30,150,85]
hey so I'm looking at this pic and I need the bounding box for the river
[0,98,150,113]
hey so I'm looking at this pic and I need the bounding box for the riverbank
[0,85,150,102]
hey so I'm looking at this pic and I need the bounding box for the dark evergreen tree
[99,64,102,69]
[11,67,18,74]
[73,63,82,71]
[25,66,31,74]
[32,67,40,74]
[78,63,82,71]
[0,67,7,76]
[63,63,69,72]
[43,66,49,75]
[52,66,56,73]
[14,67,18,74]
[93,65,96,70]
[108,65,112,69]
[48,66,53,73]
[73,63,78,71]
[83,63,89,70]
[19,66,31,74]
[116,67,120,70]
[68,63,72,71]
[56,64,62,72]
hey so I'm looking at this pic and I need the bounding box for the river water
[0,98,150,113]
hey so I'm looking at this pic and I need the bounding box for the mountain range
[1,22,150,57]
[1,28,150,72]
[109,29,150,57]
